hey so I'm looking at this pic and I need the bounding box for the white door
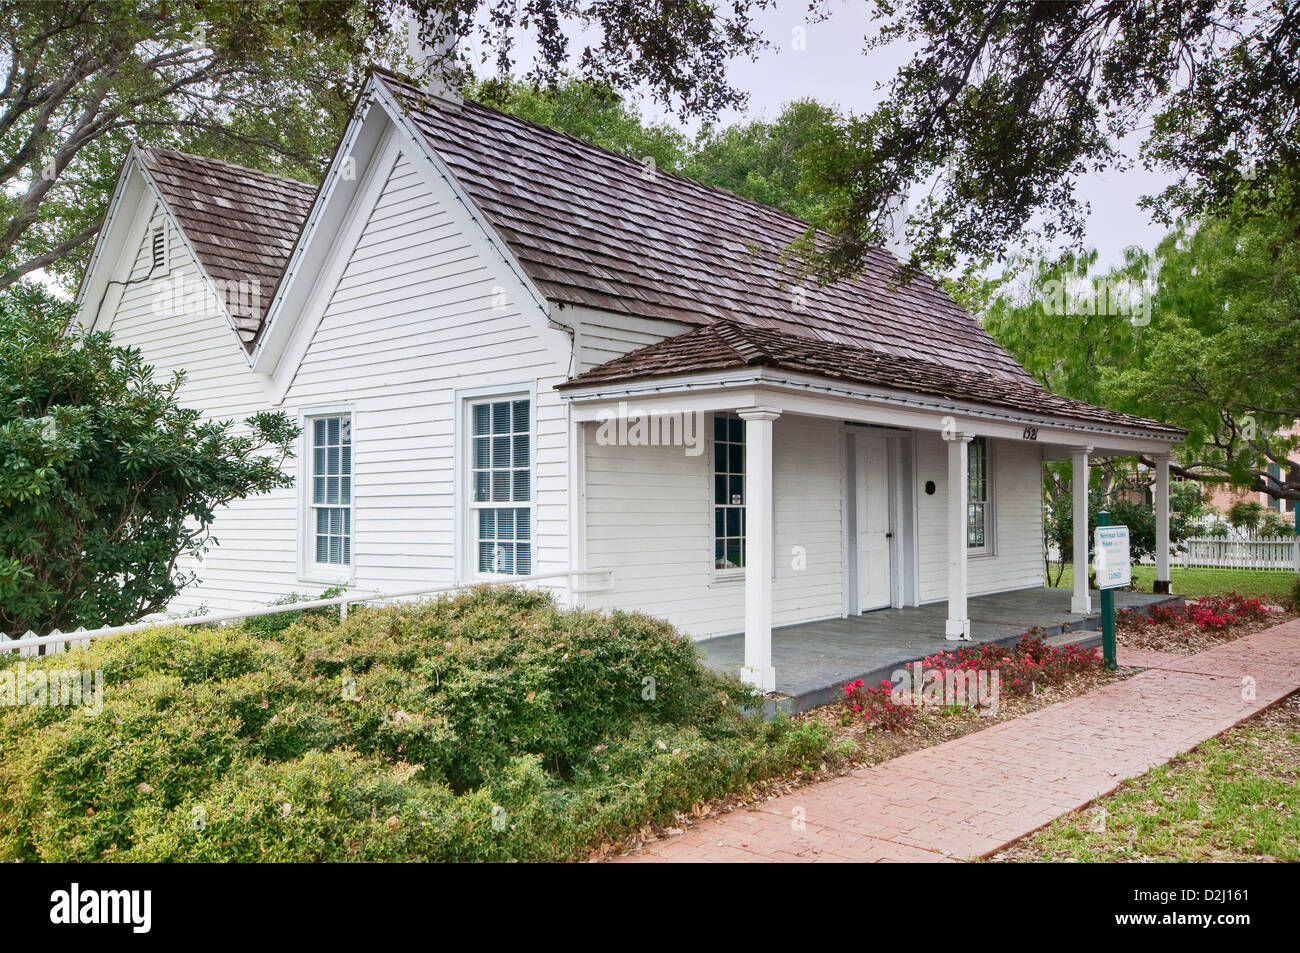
[856,434,892,611]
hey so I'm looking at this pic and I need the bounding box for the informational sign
[1094,525,1131,589]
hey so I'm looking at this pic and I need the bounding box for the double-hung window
[470,397,532,575]
[714,413,745,571]
[967,436,991,552]
[308,413,352,570]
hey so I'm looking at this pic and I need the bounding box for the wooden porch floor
[697,586,1182,713]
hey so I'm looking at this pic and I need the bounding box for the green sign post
[1098,512,1116,670]
[1093,510,1131,671]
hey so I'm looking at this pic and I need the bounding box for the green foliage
[1290,576,1300,612]
[0,285,296,634]
[0,587,829,861]
[239,587,348,639]
[683,100,842,223]
[0,1,384,288]
[1101,175,1300,506]
[1226,501,1265,533]
[981,248,1152,404]
[1259,512,1296,538]
[801,0,1300,277]
[985,169,1299,510]
[1046,479,1196,572]
[1,1,767,290]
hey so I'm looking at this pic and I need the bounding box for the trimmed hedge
[0,587,829,861]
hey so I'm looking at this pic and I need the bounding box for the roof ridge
[710,319,773,366]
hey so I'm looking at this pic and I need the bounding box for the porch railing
[0,568,615,657]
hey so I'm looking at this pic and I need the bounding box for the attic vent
[150,226,167,272]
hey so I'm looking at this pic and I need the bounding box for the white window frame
[711,411,747,581]
[459,387,536,580]
[967,435,995,555]
[298,404,356,584]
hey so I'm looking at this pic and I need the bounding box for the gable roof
[558,319,1186,437]
[95,70,1180,443]
[372,68,1035,384]
[135,146,317,349]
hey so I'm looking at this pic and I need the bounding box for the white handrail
[0,568,615,654]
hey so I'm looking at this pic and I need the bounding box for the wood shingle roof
[373,68,1038,383]
[558,319,1185,436]
[136,146,317,349]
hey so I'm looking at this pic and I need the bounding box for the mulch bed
[1117,599,1296,656]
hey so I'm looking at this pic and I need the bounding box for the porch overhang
[558,366,1182,458]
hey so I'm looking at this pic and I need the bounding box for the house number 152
[1022,427,1039,440]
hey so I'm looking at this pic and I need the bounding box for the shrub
[0,587,829,861]
[1292,576,1300,612]
[918,635,1102,697]
[839,634,1104,728]
[1118,593,1269,632]
[840,678,915,730]
[0,283,297,635]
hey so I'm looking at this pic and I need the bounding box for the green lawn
[1049,563,1298,602]
[995,693,1300,862]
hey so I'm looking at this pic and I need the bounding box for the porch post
[945,433,973,640]
[739,408,780,692]
[1071,446,1093,614]
[1154,453,1171,593]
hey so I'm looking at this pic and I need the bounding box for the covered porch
[696,586,1181,712]
[559,320,1186,696]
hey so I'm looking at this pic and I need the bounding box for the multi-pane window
[967,436,989,551]
[471,398,531,575]
[310,415,352,566]
[714,413,745,570]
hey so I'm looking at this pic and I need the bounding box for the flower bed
[839,635,1103,730]
[1117,592,1290,655]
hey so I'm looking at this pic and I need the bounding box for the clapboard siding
[99,147,571,613]
[102,208,292,612]
[568,305,694,373]
[915,432,1045,603]
[282,150,570,593]
[583,413,845,639]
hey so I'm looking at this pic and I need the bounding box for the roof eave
[558,365,1185,446]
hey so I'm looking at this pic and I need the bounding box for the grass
[1049,563,1298,602]
[994,692,1300,862]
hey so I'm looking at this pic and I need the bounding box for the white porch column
[1071,446,1093,614]
[945,433,973,640]
[739,408,779,692]
[1154,453,1171,593]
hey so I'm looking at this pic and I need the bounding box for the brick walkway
[619,619,1300,863]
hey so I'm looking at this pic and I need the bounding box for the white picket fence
[1179,536,1300,571]
[0,569,615,657]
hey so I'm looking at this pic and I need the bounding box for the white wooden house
[74,68,1184,691]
